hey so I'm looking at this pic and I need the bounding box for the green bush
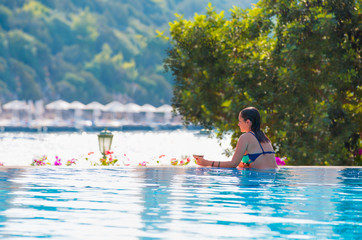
[164,1,361,165]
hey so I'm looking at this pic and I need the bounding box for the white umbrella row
[2,100,29,110]
[1,100,173,113]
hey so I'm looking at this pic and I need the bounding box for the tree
[1,0,257,106]
[9,59,42,100]
[56,71,110,103]
[164,1,361,165]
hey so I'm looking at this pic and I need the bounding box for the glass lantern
[97,128,113,157]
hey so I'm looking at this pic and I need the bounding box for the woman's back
[243,132,278,169]
[195,107,278,169]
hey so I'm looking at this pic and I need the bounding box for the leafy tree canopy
[164,1,361,165]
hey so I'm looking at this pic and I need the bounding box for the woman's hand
[193,154,205,166]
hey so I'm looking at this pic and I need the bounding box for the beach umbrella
[2,100,29,122]
[27,100,35,113]
[85,101,105,111]
[27,100,35,120]
[45,100,70,121]
[85,101,105,121]
[69,101,86,110]
[141,104,157,112]
[105,101,126,112]
[156,104,173,123]
[69,101,85,120]
[3,100,29,111]
[141,104,157,123]
[45,100,70,110]
[156,104,173,113]
[124,103,142,113]
[34,100,45,119]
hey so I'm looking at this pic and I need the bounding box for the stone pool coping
[1,165,362,170]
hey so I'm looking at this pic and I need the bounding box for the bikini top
[242,132,275,165]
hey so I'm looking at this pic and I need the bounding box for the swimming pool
[0,166,361,239]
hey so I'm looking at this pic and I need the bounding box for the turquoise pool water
[0,167,361,239]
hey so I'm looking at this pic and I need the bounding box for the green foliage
[0,0,253,105]
[0,5,12,30]
[165,1,361,165]
[9,59,42,100]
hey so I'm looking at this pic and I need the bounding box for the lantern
[97,128,113,157]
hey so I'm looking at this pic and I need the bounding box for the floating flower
[105,150,114,155]
[139,161,147,166]
[31,155,49,166]
[54,156,62,166]
[100,158,107,165]
[180,157,192,166]
[0,162,3,166]
[66,158,77,166]
[275,157,286,166]
[31,152,199,167]
[170,158,178,165]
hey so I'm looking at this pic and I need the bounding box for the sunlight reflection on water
[0,167,361,239]
[0,130,231,166]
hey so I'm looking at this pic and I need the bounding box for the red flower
[170,158,178,165]
[88,152,94,155]
[105,150,114,155]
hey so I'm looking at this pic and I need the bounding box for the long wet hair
[240,107,270,143]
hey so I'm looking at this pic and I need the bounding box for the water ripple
[1,165,361,239]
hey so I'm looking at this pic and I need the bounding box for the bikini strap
[249,132,265,153]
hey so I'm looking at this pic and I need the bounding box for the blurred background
[0,0,255,106]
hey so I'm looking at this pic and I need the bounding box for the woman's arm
[194,134,248,168]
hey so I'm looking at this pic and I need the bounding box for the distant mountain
[0,0,256,105]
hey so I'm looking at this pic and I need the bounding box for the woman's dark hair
[240,107,270,143]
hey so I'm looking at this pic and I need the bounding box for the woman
[194,107,278,169]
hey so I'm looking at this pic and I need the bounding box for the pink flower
[139,161,147,166]
[179,160,184,165]
[275,157,285,166]
[170,158,178,165]
[0,162,4,166]
[159,155,165,158]
[105,150,114,155]
[186,157,191,162]
[88,152,94,155]
[358,149,362,156]
[66,159,77,166]
[123,157,131,166]
[54,156,62,166]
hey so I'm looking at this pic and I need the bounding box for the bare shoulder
[239,132,253,141]
[238,133,254,146]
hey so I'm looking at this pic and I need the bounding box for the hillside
[0,0,255,106]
